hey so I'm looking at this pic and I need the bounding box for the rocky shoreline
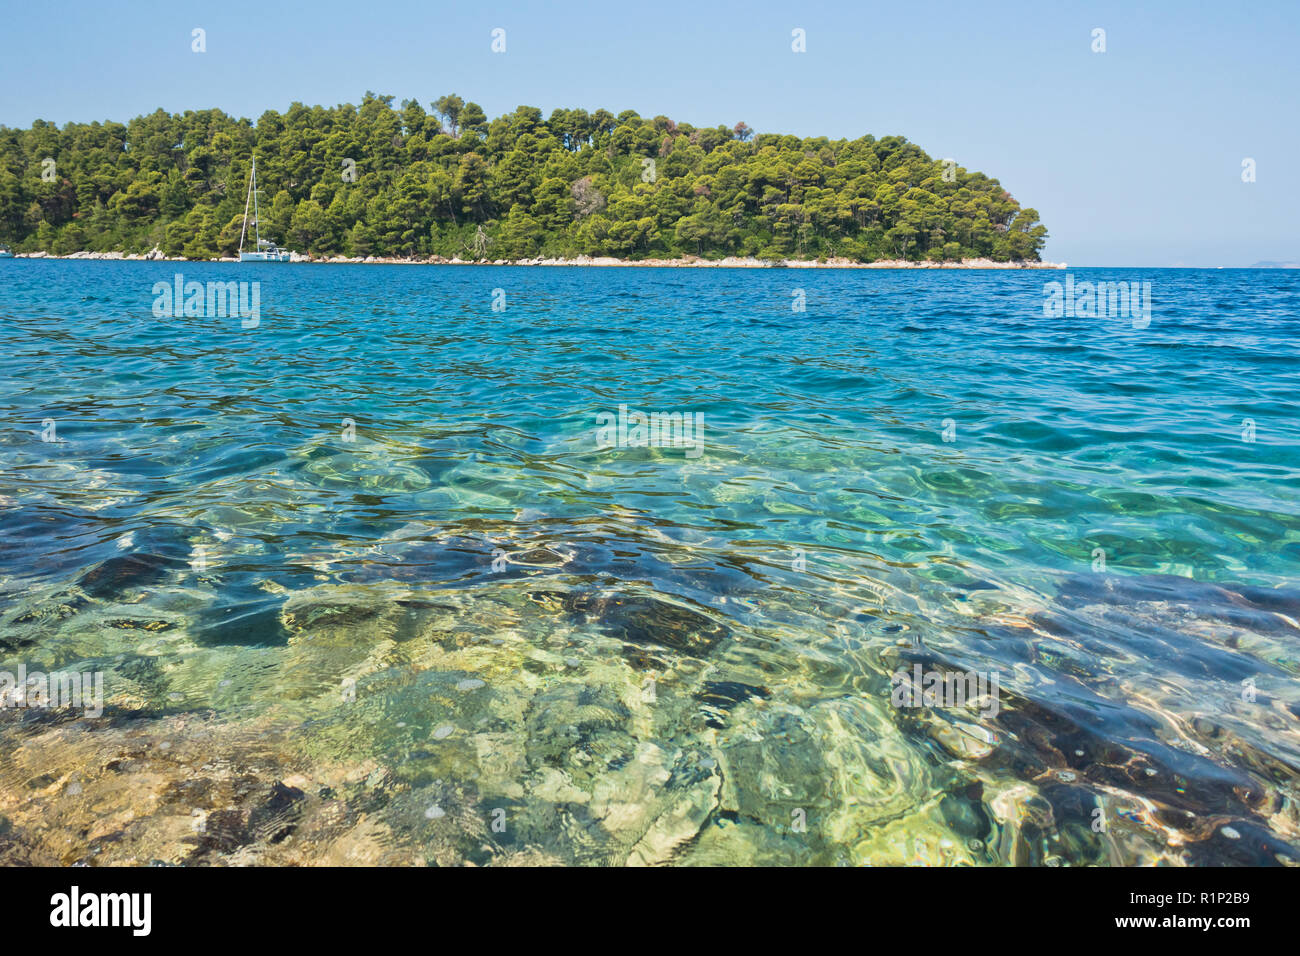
[12,249,1067,269]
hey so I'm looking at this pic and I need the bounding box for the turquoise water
[1,260,1297,865]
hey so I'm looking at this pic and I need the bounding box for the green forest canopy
[0,93,1047,262]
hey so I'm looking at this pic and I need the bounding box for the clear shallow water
[0,260,1297,865]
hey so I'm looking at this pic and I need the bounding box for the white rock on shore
[12,250,1066,269]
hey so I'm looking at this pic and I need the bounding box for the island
[0,93,1049,265]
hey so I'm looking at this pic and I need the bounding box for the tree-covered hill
[0,93,1047,262]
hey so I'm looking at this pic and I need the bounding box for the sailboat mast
[238,159,253,255]
[251,157,262,249]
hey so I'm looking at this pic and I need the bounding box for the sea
[0,260,1296,865]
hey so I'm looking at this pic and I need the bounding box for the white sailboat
[238,157,293,262]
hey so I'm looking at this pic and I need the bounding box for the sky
[1,0,1296,266]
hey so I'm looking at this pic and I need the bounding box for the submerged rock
[970,678,1299,862]
[696,680,770,729]
[76,552,187,600]
[1056,572,1300,640]
[195,595,290,647]
[0,503,106,583]
[340,535,494,586]
[560,591,729,669]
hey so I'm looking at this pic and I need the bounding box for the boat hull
[239,251,292,262]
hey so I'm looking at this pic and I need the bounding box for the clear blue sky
[2,0,1295,266]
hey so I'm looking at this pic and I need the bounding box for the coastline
[11,250,1067,269]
